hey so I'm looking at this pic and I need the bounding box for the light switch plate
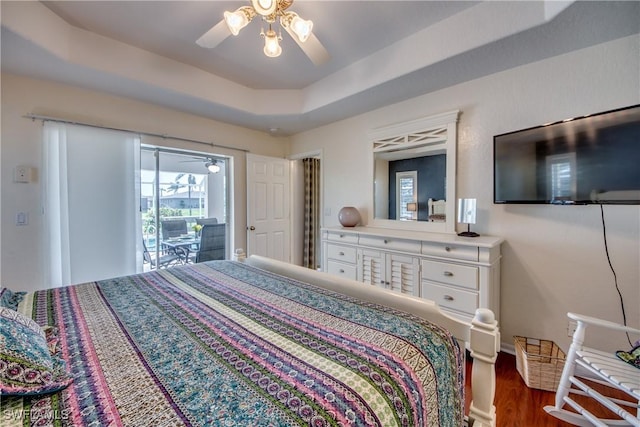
[16,212,29,226]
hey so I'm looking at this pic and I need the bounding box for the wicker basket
[514,336,566,392]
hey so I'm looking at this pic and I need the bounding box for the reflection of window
[546,153,576,201]
[396,171,418,220]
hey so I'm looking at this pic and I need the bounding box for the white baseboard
[500,341,516,356]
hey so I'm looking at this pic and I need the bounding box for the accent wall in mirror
[368,110,459,233]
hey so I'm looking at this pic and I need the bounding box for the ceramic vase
[338,207,361,227]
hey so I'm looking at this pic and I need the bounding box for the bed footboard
[242,254,499,427]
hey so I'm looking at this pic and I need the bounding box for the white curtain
[43,122,142,287]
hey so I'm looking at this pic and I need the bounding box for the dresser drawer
[326,244,357,264]
[421,259,478,290]
[326,260,357,280]
[358,235,421,253]
[326,230,358,244]
[422,282,478,316]
[421,241,478,261]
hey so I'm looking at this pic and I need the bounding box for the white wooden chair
[427,198,446,222]
[544,312,640,426]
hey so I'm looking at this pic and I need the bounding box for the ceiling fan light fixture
[224,7,255,35]
[251,0,277,16]
[212,0,325,61]
[281,12,312,43]
[205,160,221,173]
[263,29,282,57]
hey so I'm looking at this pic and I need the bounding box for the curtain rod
[23,113,250,153]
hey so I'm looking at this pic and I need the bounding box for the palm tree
[186,174,196,215]
[164,173,197,215]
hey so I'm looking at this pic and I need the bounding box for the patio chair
[161,219,188,240]
[143,241,181,269]
[196,217,218,226]
[195,224,225,263]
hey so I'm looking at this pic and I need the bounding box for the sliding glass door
[140,147,229,269]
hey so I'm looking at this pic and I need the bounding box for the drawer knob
[339,234,345,238]
[445,246,451,252]
[384,239,388,244]
[443,295,454,301]
[339,269,345,273]
[339,251,345,256]
[443,271,454,277]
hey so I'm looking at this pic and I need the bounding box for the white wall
[1,73,290,292]
[290,35,640,352]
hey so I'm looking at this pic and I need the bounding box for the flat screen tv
[494,105,640,205]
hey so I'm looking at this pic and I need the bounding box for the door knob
[249,226,256,231]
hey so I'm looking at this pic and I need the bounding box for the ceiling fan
[179,157,222,173]
[196,0,330,65]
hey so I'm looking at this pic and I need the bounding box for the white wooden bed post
[468,308,500,427]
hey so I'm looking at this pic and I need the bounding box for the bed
[1,255,498,426]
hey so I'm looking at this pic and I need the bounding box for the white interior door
[246,154,290,262]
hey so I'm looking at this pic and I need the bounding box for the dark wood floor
[464,351,631,427]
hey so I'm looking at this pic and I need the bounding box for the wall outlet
[567,320,578,337]
[14,165,32,183]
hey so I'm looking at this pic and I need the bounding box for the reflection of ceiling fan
[179,157,222,173]
[196,0,330,65]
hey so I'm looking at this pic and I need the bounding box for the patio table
[162,236,200,263]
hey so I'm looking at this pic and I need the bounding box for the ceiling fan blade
[178,157,209,163]
[196,20,231,49]
[284,27,330,65]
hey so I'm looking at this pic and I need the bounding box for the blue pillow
[0,287,27,310]
[0,307,73,396]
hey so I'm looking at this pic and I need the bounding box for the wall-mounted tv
[494,105,640,205]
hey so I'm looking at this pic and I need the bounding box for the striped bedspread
[3,261,463,426]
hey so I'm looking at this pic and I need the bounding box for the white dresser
[322,226,503,323]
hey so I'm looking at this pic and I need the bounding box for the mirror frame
[367,110,459,234]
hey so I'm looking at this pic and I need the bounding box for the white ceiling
[2,1,638,135]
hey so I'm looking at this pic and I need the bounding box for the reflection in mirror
[369,110,459,233]
[396,171,418,221]
[376,154,446,222]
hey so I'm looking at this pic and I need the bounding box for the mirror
[368,110,459,234]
